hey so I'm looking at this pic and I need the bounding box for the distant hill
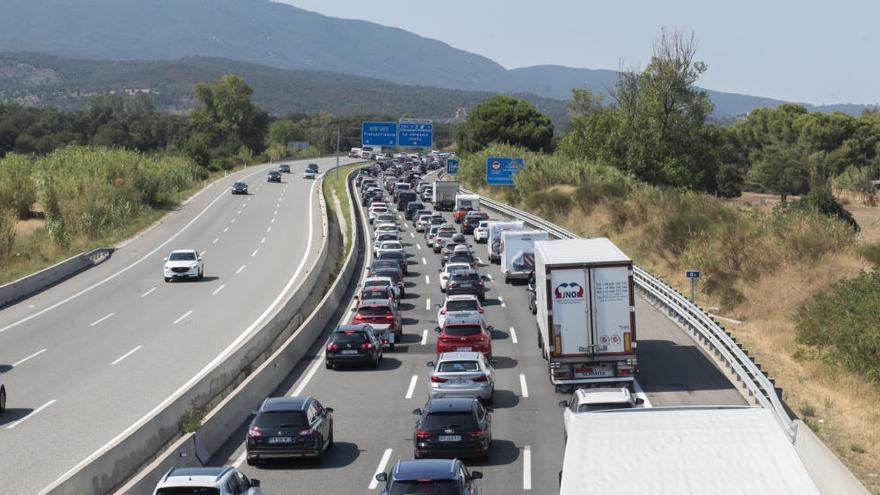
[0,52,570,125]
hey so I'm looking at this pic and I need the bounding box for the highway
[0,156,358,494]
[212,171,746,494]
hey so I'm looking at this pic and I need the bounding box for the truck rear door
[549,268,591,355]
[590,266,632,355]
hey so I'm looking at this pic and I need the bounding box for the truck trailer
[432,180,459,211]
[500,230,549,283]
[534,237,637,392]
[487,221,524,264]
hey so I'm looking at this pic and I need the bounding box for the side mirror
[375,472,388,482]
[635,398,645,405]
[558,400,569,408]
[426,361,435,368]
[469,471,484,481]
[434,327,441,333]
[163,257,168,261]
[251,479,261,488]
[325,407,334,413]
[250,409,258,417]
[412,408,422,416]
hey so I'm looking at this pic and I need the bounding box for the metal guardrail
[460,186,798,442]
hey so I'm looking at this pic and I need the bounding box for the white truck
[432,180,459,211]
[361,145,381,159]
[534,237,637,392]
[487,221,524,264]
[500,230,549,283]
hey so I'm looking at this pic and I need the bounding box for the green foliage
[748,141,810,201]
[0,153,37,218]
[0,209,15,258]
[785,188,860,232]
[266,119,305,147]
[524,191,572,222]
[796,271,880,382]
[858,243,880,268]
[454,96,553,153]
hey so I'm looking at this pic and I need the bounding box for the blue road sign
[446,158,459,174]
[686,270,701,279]
[398,120,433,148]
[362,121,398,146]
[486,156,525,185]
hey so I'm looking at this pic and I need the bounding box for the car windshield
[577,402,634,413]
[381,242,402,250]
[438,360,480,373]
[388,480,458,495]
[373,260,398,269]
[358,306,391,316]
[156,488,221,495]
[253,410,308,428]
[423,412,477,430]
[379,251,404,260]
[332,331,369,343]
[452,272,479,282]
[446,265,470,275]
[447,300,478,312]
[443,325,482,337]
[233,182,246,187]
[169,252,196,261]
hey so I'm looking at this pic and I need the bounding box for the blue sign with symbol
[398,121,433,148]
[686,270,701,279]
[486,157,525,185]
[446,159,459,174]
[362,121,398,146]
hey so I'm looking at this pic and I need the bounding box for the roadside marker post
[686,270,700,302]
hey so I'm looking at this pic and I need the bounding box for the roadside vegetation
[454,29,880,490]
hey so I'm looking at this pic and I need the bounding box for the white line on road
[369,449,394,490]
[523,445,532,490]
[633,380,653,408]
[510,326,519,344]
[410,232,415,238]
[519,373,529,398]
[274,210,278,216]
[292,350,326,397]
[110,345,142,366]
[223,226,229,233]
[271,218,275,224]
[12,348,47,368]
[90,313,114,327]
[173,310,193,325]
[405,375,418,399]
[261,237,266,244]
[422,257,427,265]
[498,296,506,308]
[416,243,421,250]
[212,237,219,244]
[266,226,272,233]
[231,218,236,223]
[140,287,156,298]
[27,304,35,308]
[425,298,431,311]
[421,329,428,345]
[236,265,246,274]
[424,275,430,284]
[7,399,56,429]
[251,249,259,257]
[212,284,226,296]
[237,210,241,215]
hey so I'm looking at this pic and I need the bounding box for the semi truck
[500,230,549,283]
[432,180,459,211]
[534,237,637,392]
[487,221,524,264]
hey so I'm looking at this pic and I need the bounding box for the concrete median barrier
[0,247,113,309]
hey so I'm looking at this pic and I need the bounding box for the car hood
[165,260,198,268]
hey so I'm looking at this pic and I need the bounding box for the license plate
[451,379,468,385]
[438,435,461,442]
[342,350,358,355]
[575,367,613,378]
[459,283,472,288]
[456,347,472,352]
[268,437,293,444]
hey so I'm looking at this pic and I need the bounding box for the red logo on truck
[554,282,585,301]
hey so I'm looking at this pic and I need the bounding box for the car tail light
[618,368,633,376]
[361,342,374,350]
[416,430,431,439]
[467,430,487,438]
[431,375,448,383]
[554,369,572,379]
[384,314,394,320]
[327,343,339,351]
[472,375,488,382]
[353,313,364,322]
[477,281,484,286]
[298,429,313,436]
[448,282,457,288]
[248,426,263,439]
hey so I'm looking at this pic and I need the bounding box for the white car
[560,387,643,437]
[374,223,399,237]
[163,249,204,282]
[303,169,316,179]
[368,205,389,223]
[375,213,398,226]
[428,352,495,402]
[376,240,405,258]
[438,262,472,292]
[0,375,6,412]
[415,214,432,232]
[473,221,491,243]
[373,232,402,254]
[436,294,485,328]
[153,466,261,495]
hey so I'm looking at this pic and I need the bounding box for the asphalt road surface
[0,157,358,494]
[212,174,745,494]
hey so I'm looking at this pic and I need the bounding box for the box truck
[500,230,549,283]
[432,180,459,211]
[486,221,523,264]
[534,237,637,392]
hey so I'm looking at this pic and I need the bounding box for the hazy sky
[280,0,878,105]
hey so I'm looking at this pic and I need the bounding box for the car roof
[161,467,233,487]
[453,245,470,252]
[335,324,372,333]
[425,397,477,413]
[443,313,484,325]
[392,459,460,481]
[445,294,479,302]
[169,249,197,254]
[574,387,633,405]
[261,396,311,412]
[438,351,482,362]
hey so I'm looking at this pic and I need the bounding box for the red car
[453,207,473,224]
[435,314,492,358]
[353,301,403,340]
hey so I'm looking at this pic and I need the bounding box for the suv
[267,170,281,183]
[246,396,334,465]
[325,324,383,369]
[163,249,204,282]
[153,466,261,495]
[404,201,425,220]
[376,459,483,495]
[278,164,291,173]
[412,398,492,459]
[435,313,492,357]
[353,301,403,340]
[446,270,485,301]
[307,163,320,173]
[461,212,489,235]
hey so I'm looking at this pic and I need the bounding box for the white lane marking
[212,284,226,296]
[251,249,259,257]
[425,298,431,311]
[274,210,278,216]
[7,399,56,430]
[140,287,156,298]
[267,226,272,233]
[424,275,430,284]
[0,166,264,336]
[231,218,236,223]
[416,243,421,250]
[633,380,653,408]
[27,304,35,308]
[510,326,519,344]
[498,296,506,308]
[223,227,229,233]
[236,265,246,274]
[292,350,326,397]
[523,445,532,490]
[271,218,275,224]
[410,232,415,238]
[89,313,114,327]
[369,449,394,490]
[12,348,47,368]
[212,237,219,244]
[519,373,529,398]
[173,310,193,325]
[261,237,266,244]
[200,250,207,256]
[486,274,494,281]
[420,329,428,345]
[237,210,242,215]
[422,257,427,265]
[405,375,418,399]
[110,345,143,366]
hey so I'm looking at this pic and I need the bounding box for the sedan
[438,262,472,293]
[246,396,333,465]
[428,352,495,402]
[231,181,248,195]
[372,267,406,298]
[373,223,399,237]
[279,164,291,173]
[376,250,408,275]
[372,233,402,255]
[473,221,490,243]
[352,301,402,340]
[362,276,400,302]
[447,270,486,301]
[436,294,484,328]
[303,169,316,179]
[267,170,282,183]
[412,398,491,459]
[325,324,382,369]
[435,315,493,358]
[376,240,405,258]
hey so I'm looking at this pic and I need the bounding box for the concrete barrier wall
[47,181,343,495]
[794,420,869,495]
[0,247,113,308]
[113,168,363,495]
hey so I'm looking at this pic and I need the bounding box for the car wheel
[478,295,485,303]
[327,428,334,450]
[246,456,258,467]
[198,268,203,280]
[0,387,6,412]
[164,277,171,283]
[325,361,333,370]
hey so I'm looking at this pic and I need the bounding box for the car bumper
[430,384,492,400]
[164,268,198,279]
[414,442,489,459]
[326,353,375,365]
[247,446,322,459]
[436,344,491,356]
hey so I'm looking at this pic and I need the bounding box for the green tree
[787,187,860,232]
[749,142,810,202]
[454,95,553,153]
[266,119,305,147]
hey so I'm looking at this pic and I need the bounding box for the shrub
[0,209,15,259]
[0,154,37,219]
[858,243,880,268]
[785,187,860,232]
[524,190,572,222]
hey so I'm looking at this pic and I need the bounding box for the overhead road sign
[486,156,525,185]
[446,158,459,174]
[362,121,398,146]
[398,118,433,148]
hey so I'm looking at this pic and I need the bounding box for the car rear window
[358,306,391,316]
[364,281,390,289]
[388,481,457,495]
[253,410,308,428]
[423,412,477,430]
[332,331,369,343]
[438,360,480,373]
[157,488,221,495]
[447,300,478,312]
[379,251,404,260]
[443,325,482,337]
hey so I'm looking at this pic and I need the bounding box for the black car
[397,191,418,211]
[442,251,477,269]
[377,250,408,275]
[461,216,483,235]
[325,324,382,369]
[447,270,485,302]
[412,398,492,459]
[279,164,291,173]
[376,459,483,495]
[367,259,403,279]
[373,267,405,297]
[307,163,320,173]
[404,202,425,220]
[246,396,333,465]
[267,171,282,183]
[231,181,248,195]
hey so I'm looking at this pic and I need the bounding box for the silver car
[427,352,495,402]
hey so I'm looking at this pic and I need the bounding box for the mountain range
[0,0,874,118]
